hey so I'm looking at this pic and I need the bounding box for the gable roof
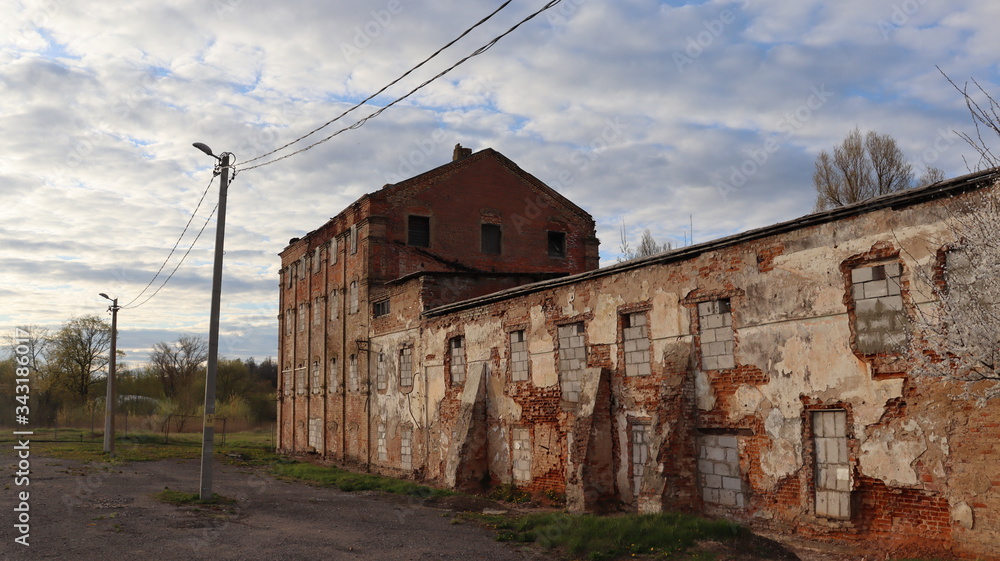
[372,147,594,221]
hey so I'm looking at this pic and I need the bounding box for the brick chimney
[452,144,472,162]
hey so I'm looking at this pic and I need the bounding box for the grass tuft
[270,461,453,498]
[474,511,747,561]
[154,487,236,506]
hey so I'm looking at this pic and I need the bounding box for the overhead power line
[125,201,220,310]
[239,0,564,173]
[242,0,513,167]
[122,172,218,308]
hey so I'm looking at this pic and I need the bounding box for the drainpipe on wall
[341,233,348,463]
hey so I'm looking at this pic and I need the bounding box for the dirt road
[1,457,543,561]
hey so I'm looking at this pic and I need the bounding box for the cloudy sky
[2,0,998,366]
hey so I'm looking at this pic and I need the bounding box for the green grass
[472,511,747,561]
[270,460,454,498]
[154,487,237,506]
[0,428,280,465]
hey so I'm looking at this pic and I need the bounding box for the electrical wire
[121,172,217,308]
[239,0,563,172]
[125,201,220,310]
[241,1,513,167]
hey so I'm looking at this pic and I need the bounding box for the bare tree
[5,325,49,373]
[917,165,946,187]
[618,219,672,262]
[46,316,111,402]
[814,127,914,210]
[904,182,1000,399]
[149,335,208,400]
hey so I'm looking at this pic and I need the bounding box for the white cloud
[1,0,997,363]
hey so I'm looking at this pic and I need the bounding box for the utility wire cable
[241,0,513,166]
[122,172,217,308]
[239,0,563,172]
[125,201,220,310]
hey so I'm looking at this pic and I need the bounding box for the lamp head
[99,293,110,300]
[192,142,219,160]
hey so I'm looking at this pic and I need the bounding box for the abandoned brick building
[277,145,1000,559]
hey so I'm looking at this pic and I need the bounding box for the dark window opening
[482,224,502,254]
[373,299,390,318]
[548,231,566,258]
[408,216,430,247]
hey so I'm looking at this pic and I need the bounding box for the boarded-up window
[349,354,358,392]
[481,224,502,254]
[623,312,651,376]
[512,427,532,482]
[510,330,529,382]
[376,352,387,392]
[698,299,734,370]
[558,323,586,402]
[697,435,744,508]
[631,423,649,498]
[851,263,908,354]
[401,427,413,470]
[311,360,322,393]
[408,216,430,247]
[295,366,306,395]
[377,423,387,462]
[450,337,466,385]
[309,418,322,449]
[813,410,850,520]
[399,347,413,389]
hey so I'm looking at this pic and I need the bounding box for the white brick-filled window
[349,354,358,392]
[328,357,338,393]
[298,303,307,332]
[558,323,586,402]
[285,309,294,335]
[350,225,358,254]
[697,435,745,508]
[295,366,307,395]
[698,300,734,370]
[509,330,529,382]
[313,247,322,273]
[631,423,649,498]
[349,282,359,314]
[313,297,322,325]
[399,347,413,389]
[512,427,532,482]
[376,352,387,392]
[400,427,413,470]
[311,360,322,393]
[286,265,295,288]
[309,418,322,449]
[282,367,292,396]
[329,289,339,320]
[450,337,466,385]
[330,236,338,264]
[623,312,651,376]
[377,423,387,462]
[813,410,851,520]
[851,263,908,354]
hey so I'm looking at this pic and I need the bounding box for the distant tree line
[0,317,276,428]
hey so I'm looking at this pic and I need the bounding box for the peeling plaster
[859,419,927,487]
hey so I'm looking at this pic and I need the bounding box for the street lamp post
[193,142,232,500]
[99,293,120,454]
